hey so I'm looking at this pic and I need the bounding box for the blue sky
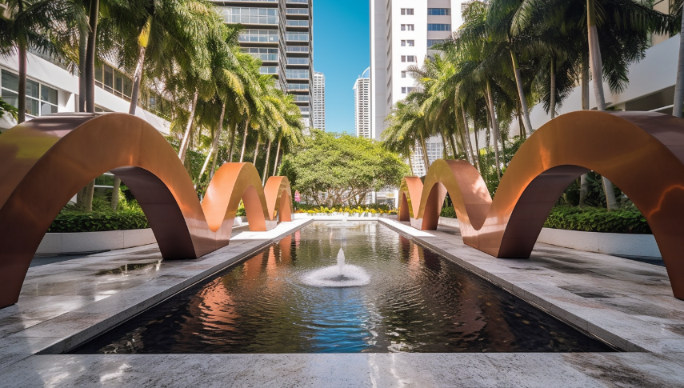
[313,0,369,135]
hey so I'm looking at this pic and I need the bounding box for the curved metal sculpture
[0,113,293,308]
[399,111,684,300]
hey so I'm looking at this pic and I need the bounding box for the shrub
[440,206,456,218]
[543,206,651,234]
[294,205,397,215]
[48,210,149,233]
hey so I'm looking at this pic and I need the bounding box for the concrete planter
[36,229,156,255]
[36,217,250,255]
[438,217,661,259]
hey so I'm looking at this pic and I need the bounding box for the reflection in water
[75,222,613,354]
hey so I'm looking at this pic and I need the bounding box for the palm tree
[0,0,80,123]
[672,0,684,117]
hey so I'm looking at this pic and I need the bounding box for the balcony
[286,20,308,28]
[285,8,308,16]
[287,83,310,91]
[286,69,309,79]
[287,57,309,66]
[286,33,308,42]
[286,45,310,53]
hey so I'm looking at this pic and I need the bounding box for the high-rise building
[354,67,371,138]
[370,0,467,175]
[214,0,314,128]
[313,71,325,130]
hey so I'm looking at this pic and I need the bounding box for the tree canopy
[280,130,410,207]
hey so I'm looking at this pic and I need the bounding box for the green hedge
[543,206,651,234]
[48,210,149,233]
[439,205,650,234]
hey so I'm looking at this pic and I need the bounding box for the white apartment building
[213,0,314,129]
[313,71,325,130]
[0,52,171,132]
[354,67,371,138]
[370,0,468,176]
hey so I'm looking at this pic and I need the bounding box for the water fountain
[301,249,370,287]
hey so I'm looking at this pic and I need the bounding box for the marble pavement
[1,217,684,387]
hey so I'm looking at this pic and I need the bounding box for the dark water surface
[74,222,614,353]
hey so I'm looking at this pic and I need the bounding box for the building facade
[354,67,371,138]
[214,0,314,129]
[370,0,468,175]
[313,71,325,130]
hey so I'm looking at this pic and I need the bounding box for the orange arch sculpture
[399,111,684,300]
[0,113,293,308]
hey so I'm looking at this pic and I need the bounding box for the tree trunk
[17,43,26,123]
[486,81,501,179]
[473,121,481,175]
[78,23,87,113]
[449,132,458,158]
[128,45,147,115]
[460,103,477,169]
[587,0,617,211]
[252,136,260,164]
[408,150,415,176]
[579,54,590,206]
[510,49,533,136]
[239,118,251,162]
[549,57,556,119]
[82,180,95,212]
[439,132,448,159]
[85,0,99,113]
[198,103,225,181]
[272,133,282,176]
[419,133,430,172]
[262,138,272,186]
[674,13,684,117]
[227,123,236,165]
[178,89,199,162]
[111,177,121,211]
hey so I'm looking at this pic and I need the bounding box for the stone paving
[1,218,684,387]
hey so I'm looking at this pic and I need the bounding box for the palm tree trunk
[510,49,533,136]
[239,118,251,162]
[579,53,590,206]
[486,81,501,180]
[198,103,226,180]
[111,177,120,211]
[227,122,236,164]
[240,119,249,163]
[17,43,26,123]
[549,57,556,119]
[78,23,87,113]
[674,13,684,117]
[419,133,430,172]
[272,133,282,176]
[128,45,147,115]
[262,138,272,186]
[85,0,99,113]
[449,132,458,158]
[587,0,617,211]
[439,132,448,159]
[461,104,478,170]
[252,136,260,164]
[178,89,199,162]
[473,121,481,175]
[408,150,415,176]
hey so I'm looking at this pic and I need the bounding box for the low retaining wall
[437,217,662,259]
[37,217,249,255]
[36,229,156,255]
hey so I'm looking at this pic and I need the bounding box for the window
[221,7,278,25]
[401,40,415,47]
[401,8,414,15]
[260,66,278,75]
[286,32,309,42]
[401,24,414,31]
[286,69,310,79]
[239,29,278,43]
[427,24,451,31]
[427,39,445,48]
[401,55,416,63]
[401,71,407,78]
[242,47,278,62]
[401,87,415,94]
[427,8,450,16]
[94,63,133,100]
[1,69,58,117]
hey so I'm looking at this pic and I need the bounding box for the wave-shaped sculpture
[0,113,293,308]
[399,111,684,300]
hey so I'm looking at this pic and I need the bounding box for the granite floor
[2,218,684,387]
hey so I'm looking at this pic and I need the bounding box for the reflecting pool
[75,222,614,353]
